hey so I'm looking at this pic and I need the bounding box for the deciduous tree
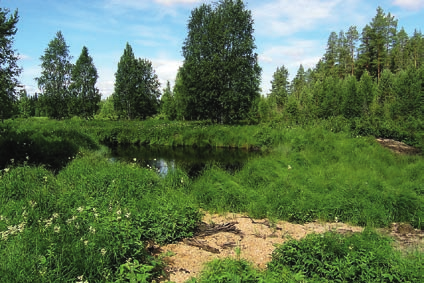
[36,31,73,119]
[180,0,261,123]
[0,7,20,122]
[69,46,101,119]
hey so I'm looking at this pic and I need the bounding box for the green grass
[1,118,423,282]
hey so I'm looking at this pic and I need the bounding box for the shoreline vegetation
[1,118,423,282]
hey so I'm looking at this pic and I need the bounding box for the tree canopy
[113,43,160,120]
[178,0,261,123]
[36,31,73,119]
[0,8,20,121]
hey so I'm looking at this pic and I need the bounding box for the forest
[0,0,423,282]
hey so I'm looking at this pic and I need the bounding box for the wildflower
[77,206,84,213]
[43,176,47,182]
[133,158,137,162]
[66,215,77,224]
[29,200,37,208]
[92,207,96,212]
[181,178,184,183]
[288,165,292,170]
[116,216,121,221]
[52,213,59,219]
[26,156,29,160]
[4,168,9,173]
[94,213,99,218]
[349,245,353,250]
[335,217,338,223]
[89,226,96,234]
[100,248,107,256]
[125,212,131,218]
[116,209,121,215]
[10,159,14,163]
[84,240,88,246]
[54,225,60,233]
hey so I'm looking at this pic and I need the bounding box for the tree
[292,64,306,101]
[18,89,31,118]
[269,65,289,109]
[346,26,359,76]
[0,7,20,122]
[180,0,261,123]
[113,43,160,120]
[160,81,176,120]
[357,7,397,81]
[69,46,101,119]
[36,31,73,119]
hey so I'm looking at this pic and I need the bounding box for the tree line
[1,2,423,132]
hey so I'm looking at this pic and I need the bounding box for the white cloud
[18,54,31,61]
[155,0,202,5]
[392,0,424,10]
[252,0,342,36]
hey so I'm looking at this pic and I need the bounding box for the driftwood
[183,238,220,254]
[195,221,242,237]
[244,217,282,231]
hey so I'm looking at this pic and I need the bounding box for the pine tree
[69,46,101,119]
[180,0,261,123]
[0,8,20,122]
[36,31,73,119]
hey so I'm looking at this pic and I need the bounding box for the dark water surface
[109,145,262,177]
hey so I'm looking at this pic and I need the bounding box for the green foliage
[36,31,73,119]
[180,0,261,123]
[160,81,176,120]
[0,153,202,282]
[270,65,290,109]
[0,7,20,122]
[113,43,160,120]
[269,230,423,282]
[69,46,101,119]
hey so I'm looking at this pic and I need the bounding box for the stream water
[109,145,261,177]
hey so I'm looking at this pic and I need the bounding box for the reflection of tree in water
[109,145,261,178]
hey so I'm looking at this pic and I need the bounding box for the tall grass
[0,154,202,282]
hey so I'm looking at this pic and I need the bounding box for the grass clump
[0,153,202,282]
[269,230,423,282]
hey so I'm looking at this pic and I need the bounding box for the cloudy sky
[3,0,424,98]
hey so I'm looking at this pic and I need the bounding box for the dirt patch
[157,213,364,283]
[376,138,421,155]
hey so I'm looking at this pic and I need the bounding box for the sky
[3,0,424,98]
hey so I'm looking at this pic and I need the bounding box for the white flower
[100,248,107,256]
[84,240,88,246]
[26,156,29,160]
[43,176,48,182]
[116,209,121,215]
[287,165,292,170]
[54,225,60,233]
[89,226,96,234]
[4,168,9,173]
[77,207,84,213]
[52,213,59,219]
[125,212,131,218]
[133,158,137,162]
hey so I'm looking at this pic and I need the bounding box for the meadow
[0,118,423,282]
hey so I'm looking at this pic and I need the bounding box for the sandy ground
[157,213,365,282]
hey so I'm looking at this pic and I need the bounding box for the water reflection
[109,145,261,177]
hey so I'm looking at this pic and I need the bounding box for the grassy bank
[1,118,423,281]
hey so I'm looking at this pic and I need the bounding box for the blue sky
[3,0,424,98]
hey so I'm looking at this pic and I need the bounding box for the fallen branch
[183,238,220,254]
